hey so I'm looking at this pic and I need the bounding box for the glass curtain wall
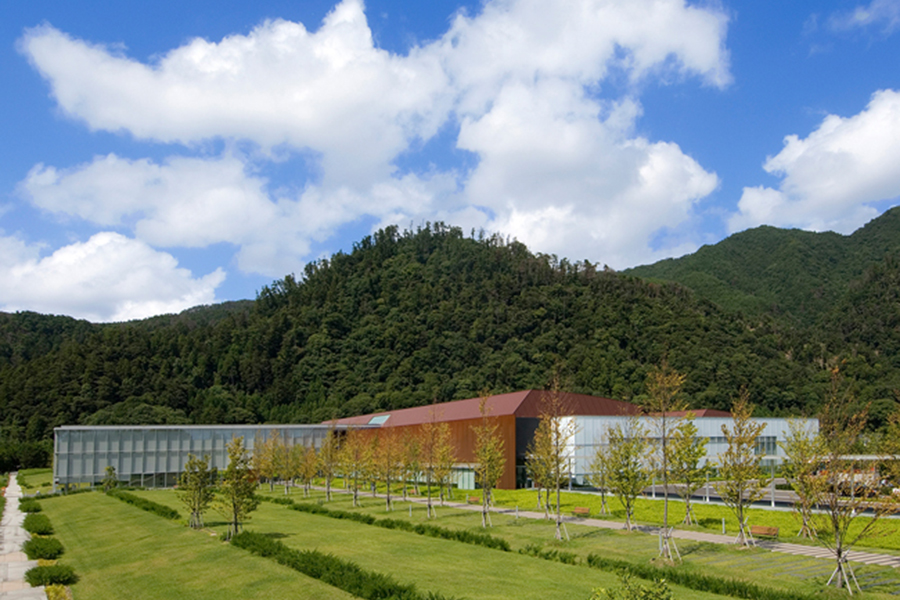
[53,425,354,490]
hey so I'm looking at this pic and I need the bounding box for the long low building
[333,391,818,489]
[52,424,363,490]
[52,390,818,491]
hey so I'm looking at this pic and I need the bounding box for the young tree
[715,389,768,547]
[373,428,402,511]
[216,437,259,540]
[401,431,421,498]
[779,419,824,538]
[586,429,612,515]
[813,371,897,593]
[472,395,506,528]
[253,430,281,492]
[299,445,319,497]
[433,421,456,506]
[606,417,651,531]
[101,465,118,492]
[419,410,452,518]
[536,387,578,540]
[526,416,553,519]
[669,415,710,526]
[281,441,304,495]
[641,363,687,561]
[340,428,373,507]
[178,453,215,528]
[318,424,340,501]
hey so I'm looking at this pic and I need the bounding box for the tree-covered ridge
[625,206,900,326]
[0,222,874,457]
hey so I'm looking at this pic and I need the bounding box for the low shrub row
[286,500,377,525]
[24,564,79,587]
[106,489,180,520]
[375,518,510,552]
[19,498,43,513]
[518,543,579,564]
[263,497,510,552]
[23,537,65,560]
[231,531,455,600]
[23,513,54,535]
[585,554,813,600]
[34,487,94,500]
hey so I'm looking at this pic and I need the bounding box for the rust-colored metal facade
[332,390,640,489]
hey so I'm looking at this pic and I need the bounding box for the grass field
[38,492,359,600]
[132,485,900,599]
[36,482,900,600]
[18,468,54,492]
[487,487,900,554]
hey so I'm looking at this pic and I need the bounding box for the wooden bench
[572,507,591,518]
[467,496,481,504]
[750,525,779,539]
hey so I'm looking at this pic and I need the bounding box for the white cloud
[20,152,459,277]
[20,1,451,189]
[0,232,224,322]
[829,0,900,34]
[18,0,733,304]
[731,89,900,233]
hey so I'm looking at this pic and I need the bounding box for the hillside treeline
[2,223,896,466]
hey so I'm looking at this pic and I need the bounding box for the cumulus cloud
[18,0,732,297]
[20,153,459,277]
[731,89,900,233]
[829,0,900,35]
[0,232,224,322]
[19,1,450,188]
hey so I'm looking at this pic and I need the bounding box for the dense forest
[2,214,899,468]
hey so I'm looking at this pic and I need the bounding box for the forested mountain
[2,221,898,469]
[626,206,900,326]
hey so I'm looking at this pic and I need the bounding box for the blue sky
[2,0,900,321]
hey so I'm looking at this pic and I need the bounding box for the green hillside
[626,206,900,325]
[4,220,899,469]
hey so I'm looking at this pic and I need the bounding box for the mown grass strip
[231,531,457,600]
[585,554,813,600]
[106,489,180,520]
[261,496,510,552]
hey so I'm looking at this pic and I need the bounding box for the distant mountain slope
[625,206,900,325]
[1,224,823,444]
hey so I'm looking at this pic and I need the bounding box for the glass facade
[53,424,359,490]
[566,416,818,484]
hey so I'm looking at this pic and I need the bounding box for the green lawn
[488,487,900,554]
[132,485,900,600]
[18,468,53,492]
[38,492,358,600]
[40,483,900,600]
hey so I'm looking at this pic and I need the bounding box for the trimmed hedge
[23,513,54,535]
[375,518,510,551]
[33,487,94,500]
[19,498,43,513]
[106,489,180,520]
[24,564,79,587]
[519,543,579,564]
[262,497,510,552]
[585,554,813,600]
[288,501,376,525]
[231,531,454,600]
[23,537,65,560]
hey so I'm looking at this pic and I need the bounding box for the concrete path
[1,474,47,600]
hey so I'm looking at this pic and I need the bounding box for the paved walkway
[1,474,47,600]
